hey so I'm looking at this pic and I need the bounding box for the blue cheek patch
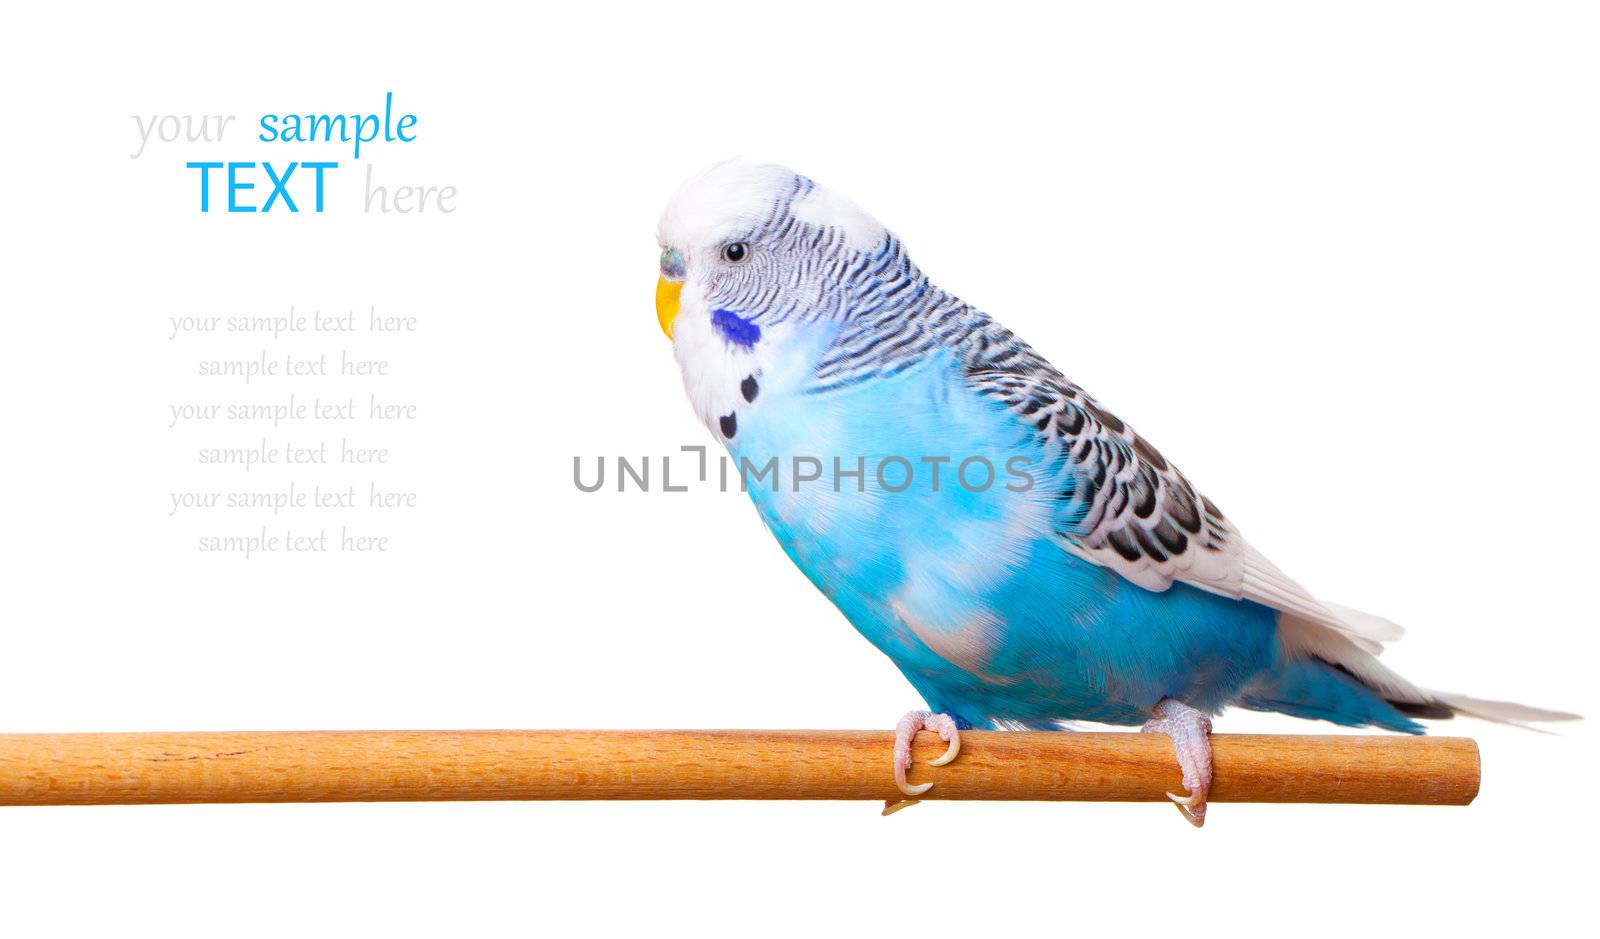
[711,308,762,348]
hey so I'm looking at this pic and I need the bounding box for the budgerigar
[653,161,1575,824]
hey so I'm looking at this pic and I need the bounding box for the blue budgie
[653,161,1576,824]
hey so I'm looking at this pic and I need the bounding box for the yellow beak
[656,277,682,339]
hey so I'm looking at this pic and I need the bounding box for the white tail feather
[1323,602,1406,644]
[1435,693,1581,728]
[1279,609,1583,729]
[1277,614,1432,704]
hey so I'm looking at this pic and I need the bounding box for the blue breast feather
[726,330,1422,732]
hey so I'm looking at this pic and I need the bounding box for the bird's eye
[721,242,750,264]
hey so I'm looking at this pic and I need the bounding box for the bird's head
[654,160,890,342]
[655,160,899,439]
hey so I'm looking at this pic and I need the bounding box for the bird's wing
[968,366,1402,657]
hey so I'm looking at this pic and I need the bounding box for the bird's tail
[1238,654,1433,732]
[1242,606,1581,732]
[1427,693,1582,731]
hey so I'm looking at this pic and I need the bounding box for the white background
[3,2,1595,936]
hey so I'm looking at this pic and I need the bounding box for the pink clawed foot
[881,710,961,815]
[1141,698,1214,828]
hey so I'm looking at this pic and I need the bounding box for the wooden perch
[0,730,1478,807]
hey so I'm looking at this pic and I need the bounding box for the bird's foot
[1141,698,1214,828]
[881,710,961,815]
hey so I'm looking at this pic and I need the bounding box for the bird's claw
[1142,698,1214,828]
[1166,789,1202,807]
[1167,790,1206,827]
[881,798,920,816]
[890,710,962,805]
[928,726,961,767]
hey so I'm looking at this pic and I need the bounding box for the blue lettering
[303,162,337,212]
[261,162,298,212]
[186,162,223,212]
[227,162,256,213]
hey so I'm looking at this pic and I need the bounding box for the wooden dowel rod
[0,730,1479,807]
